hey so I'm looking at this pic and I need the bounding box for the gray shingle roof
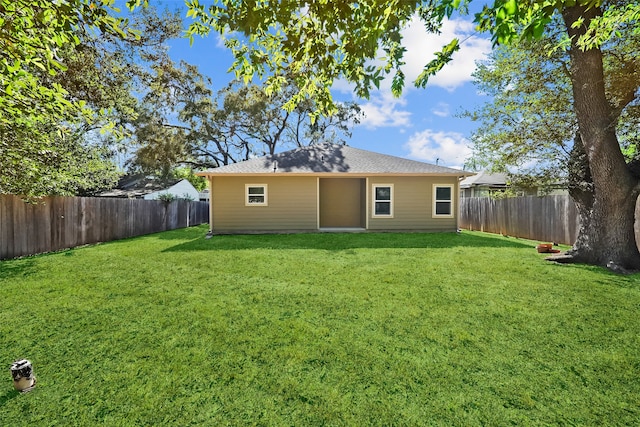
[198,144,471,176]
[98,175,182,198]
[460,171,508,188]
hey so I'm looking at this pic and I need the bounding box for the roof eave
[196,171,473,177]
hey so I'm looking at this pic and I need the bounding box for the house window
[373,184,393,217]
[246,184,267,206]
[433,184,454,217]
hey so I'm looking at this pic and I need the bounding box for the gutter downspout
[208,176,214,234]
[457,175,465,231]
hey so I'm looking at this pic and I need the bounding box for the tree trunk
[562,5,640,272]
[566,132,596,259]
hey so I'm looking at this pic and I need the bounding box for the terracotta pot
[536,243,553,253]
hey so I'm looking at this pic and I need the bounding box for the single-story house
[197,143,472,234]
[460,171,509,198]
[198,189,210,202]
[141,179,199,201]
[460,171,567,198]
[98,175,200,201]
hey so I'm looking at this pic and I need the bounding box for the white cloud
[431,102,450,117]
[404,130,472,169]
[215,31,234,49]
[331,16,490,97]
[359,92,412,129]
[401,17,492,91]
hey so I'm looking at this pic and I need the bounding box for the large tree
[550,2,639,271]
[0,0,142,125]
[464,16,639,192]
[0,0,132,197]
[462,32,575,191]
[465,20,640,271]
[0,1,189,197]
[131,60,362,174]
[187,0,640,271]
[58,6,184,195]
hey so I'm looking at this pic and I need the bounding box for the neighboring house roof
[459,171,508,188]
[143,179,200,201]
[198,143,472,176]
[99,175,186,198]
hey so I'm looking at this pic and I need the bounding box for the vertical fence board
[637,196,640,252]
[0,195,12,259]
[0,195,209,260]
[50,197,63,253]
[82,197,96,245]
[27,198,49,256]
[1,196,15,259]
[12,196,28,257]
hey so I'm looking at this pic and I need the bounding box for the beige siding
[211,176,317,232]
[368,176,459,231]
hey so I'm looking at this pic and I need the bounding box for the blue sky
[144,1,492,170]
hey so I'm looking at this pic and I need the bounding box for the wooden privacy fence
[460,195,580,245]
[0,195,209,260]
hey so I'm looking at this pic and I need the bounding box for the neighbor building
[460,171,567,198]
[98,175,200,201]
[460,171,509,198]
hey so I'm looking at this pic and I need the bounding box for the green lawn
[1,226,638,426]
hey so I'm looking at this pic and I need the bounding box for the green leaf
[532,20,546,38]
[504,0,518,16]
[415,39,460,88]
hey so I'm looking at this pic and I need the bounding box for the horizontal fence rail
[0,195,209,260]
[460,195,581,245]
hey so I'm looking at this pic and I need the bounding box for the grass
[0,225,639,426]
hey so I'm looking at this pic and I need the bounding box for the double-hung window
[246,184,267,206]
[373,184,393,217]
[433,184,453,217]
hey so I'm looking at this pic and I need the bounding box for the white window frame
[432,184,454,218]
[245,184,268,206]
[372,184,393,218]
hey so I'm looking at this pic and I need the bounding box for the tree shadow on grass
[162,230,535,252]
[0,388,20,408]
[0,258,38,280]
[153,224,210,241]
